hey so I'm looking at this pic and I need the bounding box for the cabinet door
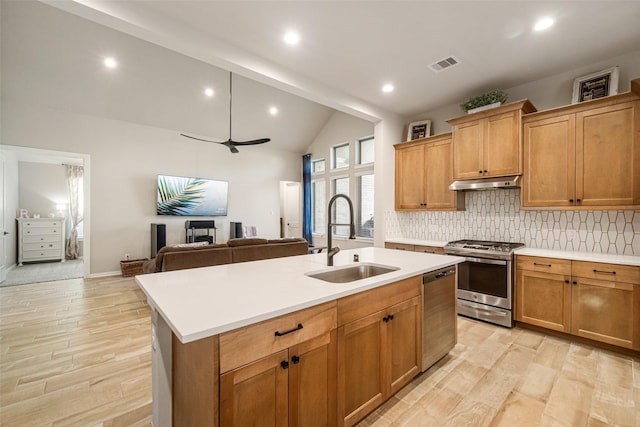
[386,296,421,396]
[289,331,336,427]
[484,110,521,177]
[337,311,384,427]
[425,137,456,210]
[452,120,484,179]
[515,269,571,332]
[522,114,576,207]
[220,349,289,427]
[395,143,426,210]
[576,101,640,206]
[571,278,639,350]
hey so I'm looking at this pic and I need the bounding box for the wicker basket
[120,259,148,277]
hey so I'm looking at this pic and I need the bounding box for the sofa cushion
[162,247,232,272]
[267,238,308,244]
[227,238,269,247]
[154,243,228,272]
[231,239,309,263]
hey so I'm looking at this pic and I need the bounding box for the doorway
[280,181,302,238]
[0,145,90,287]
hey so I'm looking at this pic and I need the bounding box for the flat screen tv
[157,174,228,216]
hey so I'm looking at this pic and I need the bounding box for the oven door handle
[463,257,507,266]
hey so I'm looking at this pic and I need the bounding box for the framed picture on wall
[571,66,619,103]
[406,120,432,141]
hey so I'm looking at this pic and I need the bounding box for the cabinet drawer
[24,242,61,251]
[22,220,63,228]
[23,249,63,260]
[219,301,336,373]
[516,255,571,275]
[572,261,639,284]
[23,227,62,236]
[23,234,61,244]
[337,276,421,326]
[384,243,414,251]
[413,245,445,255]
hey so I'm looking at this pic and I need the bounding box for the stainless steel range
[444,239,524,327]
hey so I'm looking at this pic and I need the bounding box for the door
[522,114,576,207]
[282,181,302,238]
[515,269,571,332]
[394,143,425,210]
[424,137,454,210]
[452,119,484,179]
[386,297,421,396]
[484,111,521,177]
[220,349,290,426]
[0,154,5,283]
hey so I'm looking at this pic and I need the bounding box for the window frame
[331,142,350,170]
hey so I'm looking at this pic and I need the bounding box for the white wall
[18,162,68,219]
[407,49,640,135]
[2,103,302,275]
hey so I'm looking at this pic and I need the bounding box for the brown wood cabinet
[522,94,640,209]
[220,331,337,427]
[515,255,640,351]
[385,241,445,255]
[447,100,537,180]
[337,277,422,427]
[394,133,464,211]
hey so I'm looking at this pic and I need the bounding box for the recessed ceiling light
[269,106,279,115]
[283,31,300,45]
[204,87,214,97]
[103,57,118,69]
[382,83,395,93]
[534,17,554,32]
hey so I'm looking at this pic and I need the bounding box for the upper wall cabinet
[447,100,537,180]
[522,91,640,209]
[394,133,464,211]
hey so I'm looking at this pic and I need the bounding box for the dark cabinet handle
[383,314,395,322]
[564,280,570,284]
[291,355,300,364]
[572,281,577,285]
[576,199,581,203]
[593,269,616,275]
[274,323,303,337]
[483,170,487,174]
[569,199,574,203]
[533,262,552,267]
[478,170,483,174]
[281,360,289,369]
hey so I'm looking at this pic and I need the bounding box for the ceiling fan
[180,72,270,153]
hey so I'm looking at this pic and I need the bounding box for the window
[331,143,349,169]
[357,136,375,165]
[312,159,325,174]
[357,174,374,238]
[331,177,350,236]
[312,180,325,234]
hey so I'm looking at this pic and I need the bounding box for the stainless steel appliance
[444,240,524,327]
[422,265,457,371]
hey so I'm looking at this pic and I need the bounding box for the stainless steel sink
[306,263,399,283]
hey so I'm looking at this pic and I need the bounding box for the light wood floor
[1,277,638,426]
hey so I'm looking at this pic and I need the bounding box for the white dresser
[17,218,66,265]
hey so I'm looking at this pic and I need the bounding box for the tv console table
[185,220,217,244]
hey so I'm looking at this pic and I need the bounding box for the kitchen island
[136,247,463,426]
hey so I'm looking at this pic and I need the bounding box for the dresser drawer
[572,261,639,284]
[23,249,64,260]
[219,301,337,373]
[22,227,62,236]
[24,241,61,251]
[516,255,571,275]
[22,220,63,229]
[23,234,61,244]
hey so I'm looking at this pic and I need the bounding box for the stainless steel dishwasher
[422,265,457,371]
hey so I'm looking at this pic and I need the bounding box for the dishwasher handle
[423,266,456,283]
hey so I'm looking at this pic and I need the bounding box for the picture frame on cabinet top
[406,120,432,141]
[571,66,619,104]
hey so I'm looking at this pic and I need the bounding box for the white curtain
[65,165,83,259]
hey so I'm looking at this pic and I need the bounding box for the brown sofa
[142,238,309,273]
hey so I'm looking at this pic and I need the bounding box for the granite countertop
[135,247,464,343]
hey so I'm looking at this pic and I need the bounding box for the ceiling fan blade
[229,138,271,146]
[180,133,224,144]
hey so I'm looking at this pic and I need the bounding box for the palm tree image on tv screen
[156,174,228,216]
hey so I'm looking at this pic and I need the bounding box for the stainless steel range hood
[448,175,520,191]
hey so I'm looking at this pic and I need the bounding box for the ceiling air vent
[428,56,460,73]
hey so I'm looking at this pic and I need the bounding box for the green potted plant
[460,89,508,114]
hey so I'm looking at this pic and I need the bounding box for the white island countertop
[135,247,463,344]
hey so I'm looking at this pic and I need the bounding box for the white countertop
[135,247,464,344]
[515,247,640,266]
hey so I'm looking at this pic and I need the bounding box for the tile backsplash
[384,189,640,256]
